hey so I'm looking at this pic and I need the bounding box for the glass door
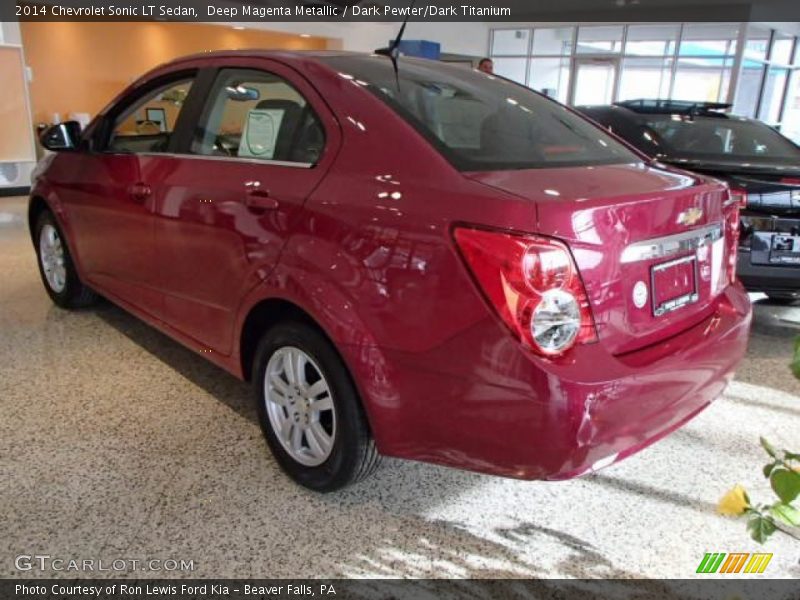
[571,57,620,105]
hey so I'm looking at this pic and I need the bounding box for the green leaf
[770,503,800,526]
[793,336,800,380]
[763,461,778,478]
[771,468,800,504]
[747,514,777,544]
[784,451,800,462]
[760,437,778,458]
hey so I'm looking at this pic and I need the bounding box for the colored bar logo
[696,552,772,574]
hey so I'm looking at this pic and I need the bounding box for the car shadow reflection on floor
[93,300,258,425]
[76,291,799,580]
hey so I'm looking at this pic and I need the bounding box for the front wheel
[34,210,97,309]
[253,321,381,492]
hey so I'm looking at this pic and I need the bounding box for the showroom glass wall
[489,23,800,141]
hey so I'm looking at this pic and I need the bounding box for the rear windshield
[319,55,639,171]
[644,115,800,161]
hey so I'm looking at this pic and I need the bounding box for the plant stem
[776,523,800,541]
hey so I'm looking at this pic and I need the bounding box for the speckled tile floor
[1,194,799,580]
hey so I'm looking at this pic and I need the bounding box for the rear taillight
[453,227,597,357]
[727,225,739,283]
[724,189,742,284]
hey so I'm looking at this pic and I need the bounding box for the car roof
[147,49,456,83]
[177,49,357,59]
[615,98,732,114]
[579,100,759,124]
[128,49,359,78]
[164,48,358,67]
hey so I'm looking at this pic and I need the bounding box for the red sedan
[31,51,751,491]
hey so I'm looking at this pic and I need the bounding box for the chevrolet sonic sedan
[31,51,751,491]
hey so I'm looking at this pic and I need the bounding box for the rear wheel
[34,210,97,309]
[252,321,380,492]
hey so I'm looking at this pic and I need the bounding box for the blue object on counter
[395,40,441,59]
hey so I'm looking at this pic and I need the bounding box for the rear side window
[320,56,638,171]
[581,108,662,156]
[645,116,800,160]
[191,68,325,164]
[108,78,194,153]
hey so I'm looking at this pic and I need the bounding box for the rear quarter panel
[241,60,553,457]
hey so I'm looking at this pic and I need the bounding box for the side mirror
[40,121,82,151]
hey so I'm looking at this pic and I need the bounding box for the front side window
[645,116,800,161]
[108,78,194,153]
[192,69,325,164]
[320,55,638,171]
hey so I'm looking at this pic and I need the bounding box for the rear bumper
[737,249,800,295]
[541,283,752,480]
[355,284,752,480]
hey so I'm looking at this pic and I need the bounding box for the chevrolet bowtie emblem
[677,207,703,227]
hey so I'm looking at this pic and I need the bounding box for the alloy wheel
[39,223,67,293]
[264,346,336,467]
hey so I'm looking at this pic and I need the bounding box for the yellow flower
[718,484,750,516]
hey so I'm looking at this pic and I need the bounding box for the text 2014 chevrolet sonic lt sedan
[31,51,751,491]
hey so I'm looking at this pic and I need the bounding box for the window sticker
[238,109,284,159]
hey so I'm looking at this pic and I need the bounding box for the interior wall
[405,22,490,57]
[0,46,35,162]
[1,21,23,45]
[221,21,397,53]
[1,20,37,188]
[217,21,491,57]
[19,21,329,124]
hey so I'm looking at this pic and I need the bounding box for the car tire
[253,321,381,492]
[34,210,97,309]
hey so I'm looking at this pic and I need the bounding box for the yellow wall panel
[19,22,329,124]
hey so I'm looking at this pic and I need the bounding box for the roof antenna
[374,0,417,89]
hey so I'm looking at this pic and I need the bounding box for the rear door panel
[150,58,342,355]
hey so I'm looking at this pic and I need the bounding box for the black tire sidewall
[253,321,368,492]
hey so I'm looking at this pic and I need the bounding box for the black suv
[578,99,800,301]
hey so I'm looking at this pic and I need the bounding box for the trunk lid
[467,162,733,355]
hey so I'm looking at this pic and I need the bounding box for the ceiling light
[300,34,312,38]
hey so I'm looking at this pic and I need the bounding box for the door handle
[244,188,279,211]
[128,182,152,203]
